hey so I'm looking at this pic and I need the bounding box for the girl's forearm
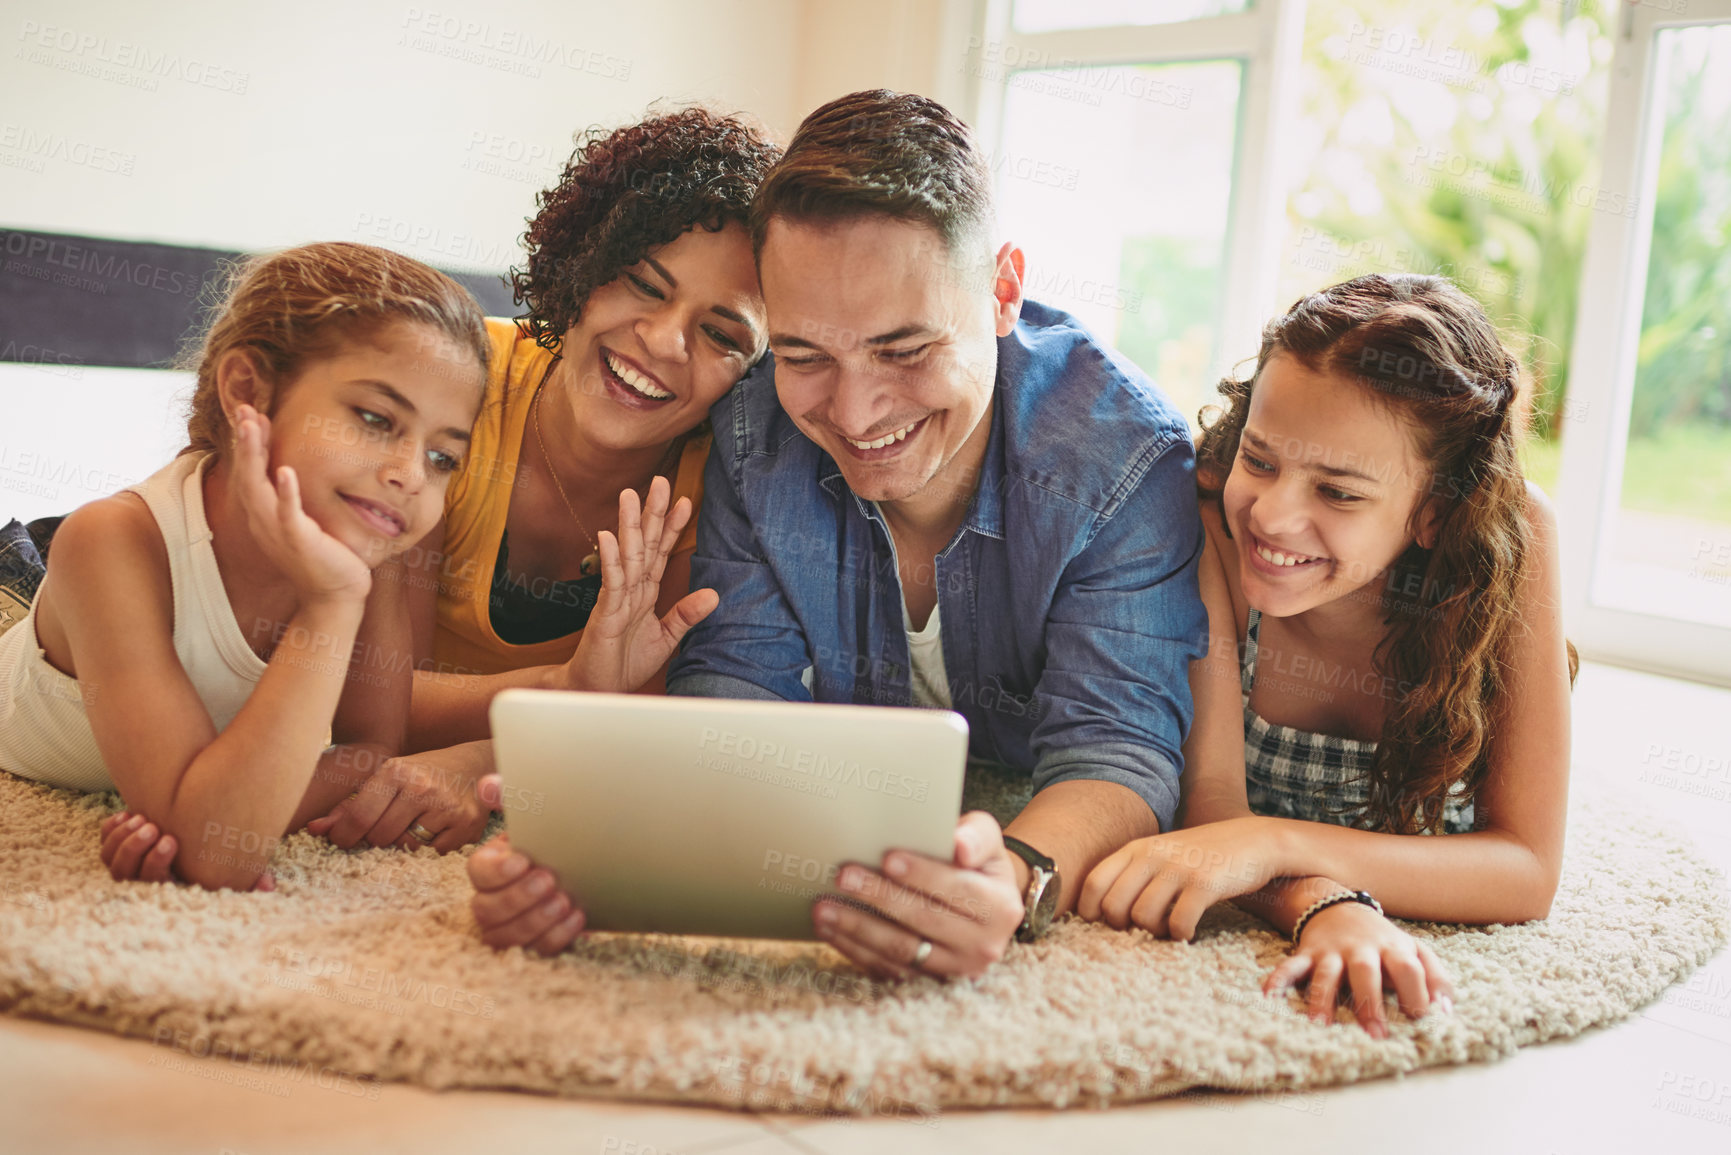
[406,662,559,752]
[167,598,365,890]
[1234,875,1350,937]
[1267,818,1559,924]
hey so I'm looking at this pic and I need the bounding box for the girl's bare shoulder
[48,490,168,578]
[1196,498,1249,641]
[34,490,174,659]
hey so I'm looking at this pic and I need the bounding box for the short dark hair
[512,107,781,354]
[749,90,994,265]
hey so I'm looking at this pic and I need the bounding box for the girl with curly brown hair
[1079,274,1573,1037]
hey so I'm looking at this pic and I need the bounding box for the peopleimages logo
[696,727,930,802]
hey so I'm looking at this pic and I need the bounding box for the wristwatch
[1002,835,1061,942]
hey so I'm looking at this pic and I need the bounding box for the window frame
[1558,0,1731,687]
[959,0,1308,399]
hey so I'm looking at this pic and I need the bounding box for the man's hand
[466,833,585,954]
[812,811,1025,980]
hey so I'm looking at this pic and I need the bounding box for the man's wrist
[1008,848,1031,897]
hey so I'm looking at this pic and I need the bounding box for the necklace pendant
[580,551,600,578]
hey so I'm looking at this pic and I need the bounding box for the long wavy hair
[1198,274,1572,834]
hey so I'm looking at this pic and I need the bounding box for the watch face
[1028,869,1061,936]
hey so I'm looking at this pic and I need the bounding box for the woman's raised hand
[557,475,719,694]
[232,404,373,607]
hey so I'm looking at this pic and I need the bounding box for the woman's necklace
[529,369,682,579]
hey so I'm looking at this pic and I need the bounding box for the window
[965,0,1305,426]
[1012,0,1252,34]
[1560,1,1731,683]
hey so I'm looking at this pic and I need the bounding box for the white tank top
[0,451,268,793]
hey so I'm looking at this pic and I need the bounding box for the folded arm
[1140,486,1571,927]
[1020,438,1210,908]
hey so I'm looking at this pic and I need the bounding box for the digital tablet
[489,689,969,939]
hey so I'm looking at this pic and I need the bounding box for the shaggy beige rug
[0,767,1724,1115]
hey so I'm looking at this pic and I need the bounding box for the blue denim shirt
[666,301,1207,830]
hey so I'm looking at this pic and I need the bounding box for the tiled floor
[4,660,1728,1154]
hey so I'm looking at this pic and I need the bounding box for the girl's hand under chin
[232,403,374,607]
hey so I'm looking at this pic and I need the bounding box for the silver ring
[912,939,933,968]
[408,822,436,844]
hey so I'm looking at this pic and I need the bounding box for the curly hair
[179,241,490,457]
[511,107,781,354]
[1198,274,1574,835]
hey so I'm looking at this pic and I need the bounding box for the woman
[406,106,776,747]
[101,108,779,878]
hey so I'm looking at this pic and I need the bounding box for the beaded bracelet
[1291,890,1383,944]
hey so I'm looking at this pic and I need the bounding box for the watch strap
[1002,836,1058,942]
[1001,835,1055,872]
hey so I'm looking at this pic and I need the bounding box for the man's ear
[214,348,272,428]
[990,242,1026,338]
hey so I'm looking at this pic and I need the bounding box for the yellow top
[431,318,710,676]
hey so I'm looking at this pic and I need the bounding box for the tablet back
[490,690,969,939]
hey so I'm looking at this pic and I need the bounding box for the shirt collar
[812,392,1007,542]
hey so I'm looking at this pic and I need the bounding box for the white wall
[0,0,966,525]
[0,363,191,523]
[790,0,975,123]
[0,0,801,264]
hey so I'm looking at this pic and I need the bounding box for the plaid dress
[1242,609,1474,834]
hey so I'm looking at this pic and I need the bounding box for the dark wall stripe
[0,228,516,371]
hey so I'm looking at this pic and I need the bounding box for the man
[469,90,1207,977]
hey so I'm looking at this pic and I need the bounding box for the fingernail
[816,903,839,926]
[1437,994,1454,1015]
[504,852,529,875]
[838,867,862,892]
[884,854,908,879]
[540,897,566,918]
[138,825,156,840]
[525,873,551,898]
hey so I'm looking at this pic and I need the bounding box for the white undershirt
[874,501,952,709]
[903,597,952,710]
